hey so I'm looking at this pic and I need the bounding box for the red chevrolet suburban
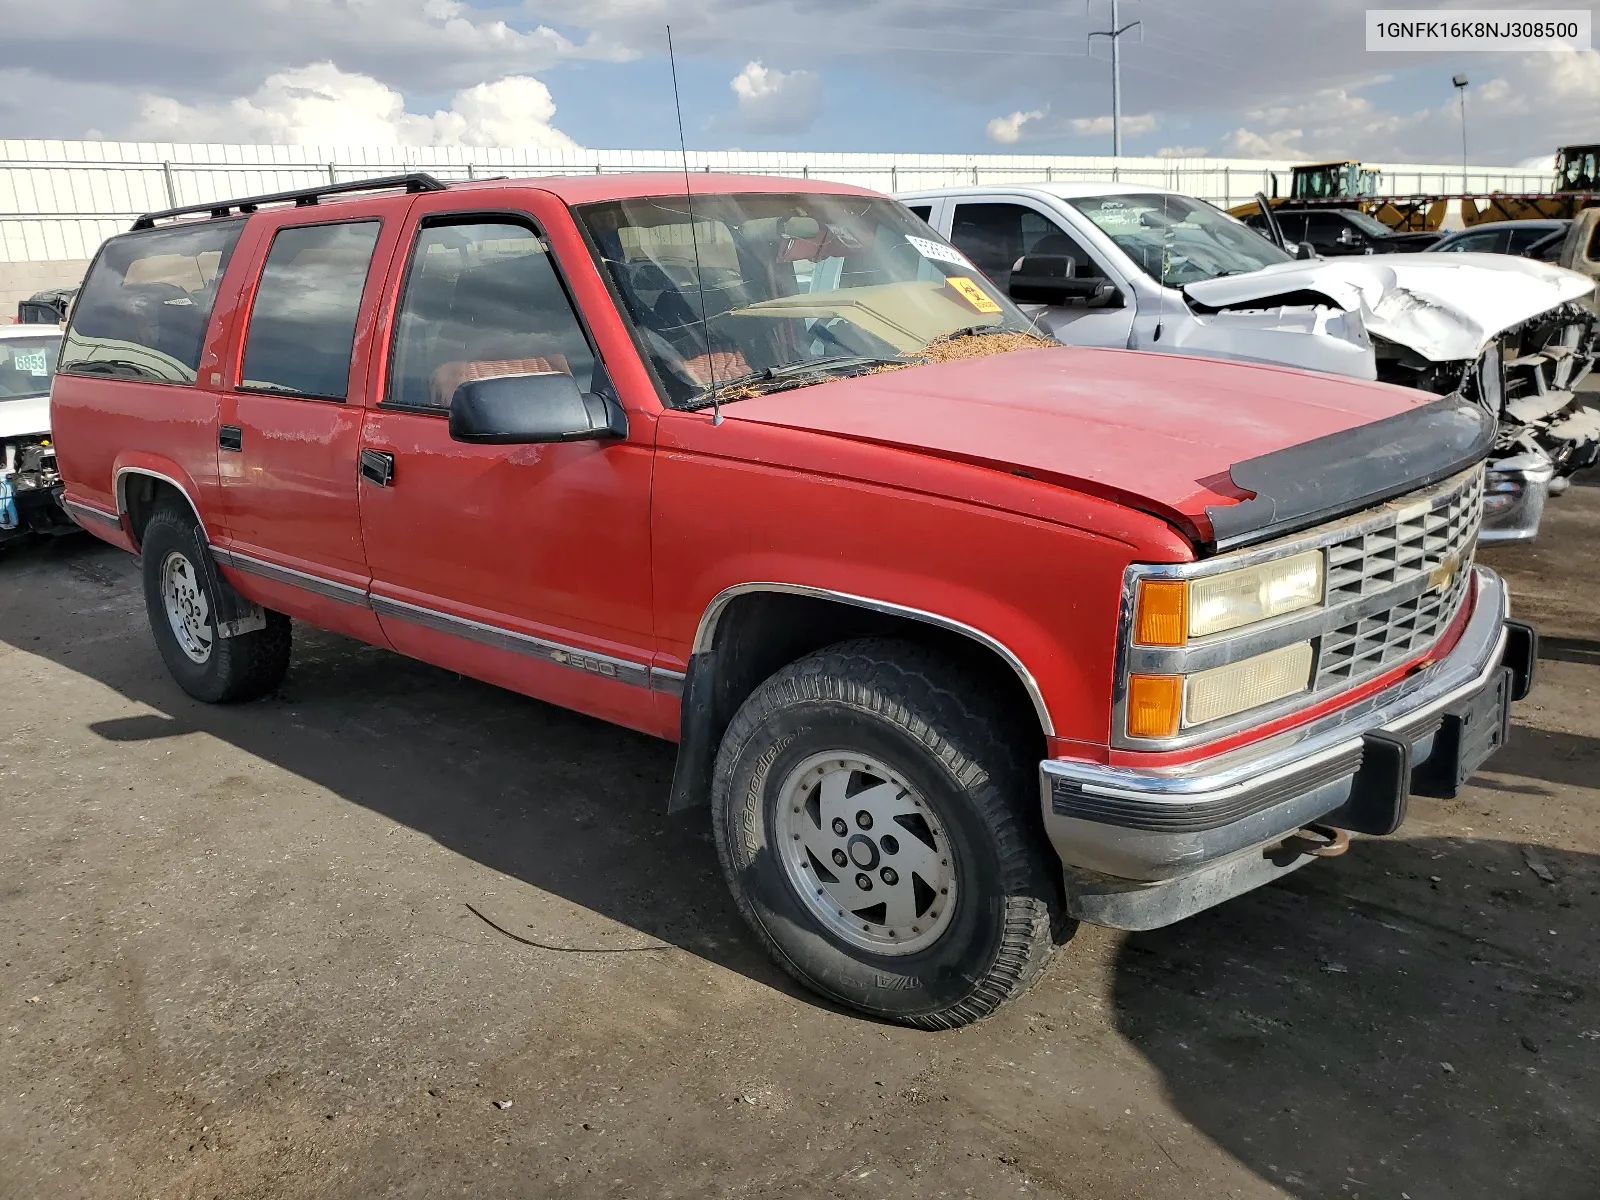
[52,172,1535,1028]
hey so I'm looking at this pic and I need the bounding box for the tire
[140,503,291,704]
[711,638,1063,1029]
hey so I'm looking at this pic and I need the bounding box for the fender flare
[113,464,208,547]
[668,581,1055,812]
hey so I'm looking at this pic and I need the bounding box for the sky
[0,0,1595,165]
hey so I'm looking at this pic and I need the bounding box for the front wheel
[140,504,291,703]
[711,639,1063,1029]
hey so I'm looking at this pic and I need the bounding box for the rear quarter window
[59,221,244,385]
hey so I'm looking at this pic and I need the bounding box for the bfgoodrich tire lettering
[711,638,1063,1028]
[140,504,292,704]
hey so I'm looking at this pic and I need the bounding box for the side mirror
[1008,254,1121,306]
[1337,227,1362,246]
[1295,241,1317,260]
[448,372,627,445]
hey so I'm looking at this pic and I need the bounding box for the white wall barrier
[0,140,1554,265]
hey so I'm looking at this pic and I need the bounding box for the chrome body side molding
[209,545,677,695]
[690,581,1055,736]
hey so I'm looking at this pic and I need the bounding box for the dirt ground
[2,485,1597,1200]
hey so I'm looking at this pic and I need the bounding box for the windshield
[0,334,61,400]
[1064,193,1292,288]
[1342,209,1394,237]
[580,192,1035,406]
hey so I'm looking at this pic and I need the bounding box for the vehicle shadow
[1485,722,1600,792]
[0,537,809,1002]
[1539,634,1600,667]
[1111,834,1600,1199]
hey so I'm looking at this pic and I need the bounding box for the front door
[215,203,408,642]
[944,199,1136,347]
[356,200,659,735]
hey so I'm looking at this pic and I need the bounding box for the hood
[1184,255,1597,362]
[725,346,1429,534]
[0,394,50,441]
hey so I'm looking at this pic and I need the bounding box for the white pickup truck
[900,182,1600,543]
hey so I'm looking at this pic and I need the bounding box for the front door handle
[359,449,395,487]
[219,425,243,453]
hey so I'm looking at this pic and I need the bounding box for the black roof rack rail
[130,172,449,231]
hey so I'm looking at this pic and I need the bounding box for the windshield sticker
[946,276,1002,313]
[12,350,49,376]
[906,235,976,269]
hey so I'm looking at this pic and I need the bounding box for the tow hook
[1286,823,1351,858]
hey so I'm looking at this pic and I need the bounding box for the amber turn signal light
[1126,673,1182,739]
[1134,579,1187,646]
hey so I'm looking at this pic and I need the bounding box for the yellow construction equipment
[1228,146,1600,231]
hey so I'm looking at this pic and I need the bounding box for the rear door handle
[219,425,243,453]
[359,449,395,487]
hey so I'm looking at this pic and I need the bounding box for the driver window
[386,220,596,410]
[1303,212,1347,247]
[949,203,1102,290]
[1443,229,1502,253]
[1272,213,1307,241]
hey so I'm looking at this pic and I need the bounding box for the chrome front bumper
[1040,567,1527,930]
[1480,454,1554,545]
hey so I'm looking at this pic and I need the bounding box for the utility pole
[1089,0,1141,158]
[1452,74,1469,192]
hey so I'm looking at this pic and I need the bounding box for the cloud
[1221,125,1306,158]
[729,60,822,135]
[987,109,1044,144]
[11,0,629,98]
[2,0,1594,161]
[132,63,581,148]
[986,108,1158,145]
[1158,145,1210,158]
[1070,113,1158,137]
[1218,51,1600,164]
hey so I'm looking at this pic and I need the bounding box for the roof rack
[130,172,448,230]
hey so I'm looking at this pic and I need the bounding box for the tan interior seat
[429,354,572,409]
[680,349,751,388]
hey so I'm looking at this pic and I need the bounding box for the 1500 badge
[549,648,620,678]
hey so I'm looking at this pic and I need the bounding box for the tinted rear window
[241,221,381,400]
[59,221,243,384]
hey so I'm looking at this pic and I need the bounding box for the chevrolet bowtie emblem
[1428,553,1461,593]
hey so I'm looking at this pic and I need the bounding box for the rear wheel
[140,504,291,703]
[711,638,1062,1028]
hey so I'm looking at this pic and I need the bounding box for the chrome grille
[1324,468,1484,601]
[1314,467,1483,691]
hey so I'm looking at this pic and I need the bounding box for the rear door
[355,190,661,736]
[212,199,410,642]
[947,198,1135,347]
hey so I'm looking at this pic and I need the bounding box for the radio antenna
[667,25,722,425]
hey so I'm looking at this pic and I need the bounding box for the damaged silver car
[900,183,1600,543]
[0,325,72,550]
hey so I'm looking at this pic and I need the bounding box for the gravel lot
[2,483,1597,1200]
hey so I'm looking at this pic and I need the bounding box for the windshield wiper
[941,324,1012,340]
[70,359,159,380]
[684,355,911,409]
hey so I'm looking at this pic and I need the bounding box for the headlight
[1134,550,1324,645]
[1125,642,1315,739]
[1183,642,1314,726]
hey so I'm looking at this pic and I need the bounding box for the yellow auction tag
[946,276,1002,313]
